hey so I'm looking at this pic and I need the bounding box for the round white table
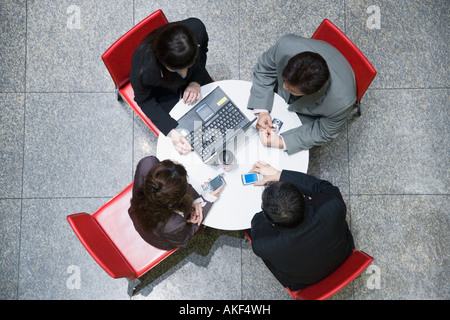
[156,80,309,230]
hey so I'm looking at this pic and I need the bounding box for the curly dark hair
[130,160,194,230]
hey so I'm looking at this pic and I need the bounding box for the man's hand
[183,82,201,104]
[259,128,284,149]
[249,161,281,186]
[168,129,193,155]
[256,111,273,130]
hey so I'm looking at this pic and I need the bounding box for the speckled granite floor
[1,0,448,300]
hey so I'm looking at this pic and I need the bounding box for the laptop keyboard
[189,102,247,160]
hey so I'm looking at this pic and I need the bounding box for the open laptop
[176,86,256,163]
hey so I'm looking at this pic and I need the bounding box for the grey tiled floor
[1,0,448,300]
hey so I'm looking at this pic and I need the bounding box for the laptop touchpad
[196,103,215,122]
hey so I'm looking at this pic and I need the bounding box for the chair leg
[127,278,141,296]
[348,104,361,122]
[355,104,361,117]
[115,88,123,101]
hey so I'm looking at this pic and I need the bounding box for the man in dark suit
[248,161,354,290]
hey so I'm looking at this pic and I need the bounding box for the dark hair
[282,51,330,95]
[138,22,199,88]
[261,181,306,228]
[130,160,194,230]
[151,22,199,70]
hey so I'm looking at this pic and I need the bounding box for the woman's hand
[168,129,193,155]
[210,185,224,197]
[183,82,201,104]
[187,202,203,226]
[200,181,225,202]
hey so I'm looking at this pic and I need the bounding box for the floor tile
[239,0,346,81]
[350,195,450,299]
[26,0,133,92]
[0,199,21,300]
[349,89,449,195]
[132,229,243,299]
[241,239,291,300]
[0,0,26,92]
[133,113,159,173]
[346,0,449,89]
[135,0,240,81]
[0,94,25,198]
[18,197,129,299]
[22,93,133,198]
[308,126,349,195]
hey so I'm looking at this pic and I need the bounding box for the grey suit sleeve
[281,104,353,154]
[247,37,285,112]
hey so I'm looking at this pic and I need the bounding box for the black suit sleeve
[129,48,180,135]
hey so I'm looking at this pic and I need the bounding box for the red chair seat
[92,183,175,277]
[286,250,373,300]
[119,83,160,136]
[67,183,178,280]
[102,9,168,137]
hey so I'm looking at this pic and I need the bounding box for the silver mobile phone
[272,118,283,133]
[241,172,262,185]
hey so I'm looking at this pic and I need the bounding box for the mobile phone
[203,174,226,192]
[241,172,262,185]
[272,118,283,133]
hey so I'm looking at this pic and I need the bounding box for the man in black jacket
[248,161,354,290]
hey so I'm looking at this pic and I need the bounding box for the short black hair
[261,181,306,228]
[282,51,330,95]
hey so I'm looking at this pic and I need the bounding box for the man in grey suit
[247,34,356,155]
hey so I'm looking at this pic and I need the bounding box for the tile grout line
[131,0,136,186]
[345,0,357,300]
[16,0,29,300]
[2,87,448,95]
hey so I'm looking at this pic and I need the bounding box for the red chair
[286,250,374,300]
[244,231,373,300]
[67,183,179,293]
[101,10,169,136]
[312,19,377,117]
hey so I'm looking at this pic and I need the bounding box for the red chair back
[101,9,169,90]
[67,212,135,279]
[287,250,374,300]
[312,19,376,104]
[67,183,178,280]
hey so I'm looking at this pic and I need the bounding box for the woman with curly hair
[128,156,222,250]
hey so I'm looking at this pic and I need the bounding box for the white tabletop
[156,80,309,230]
